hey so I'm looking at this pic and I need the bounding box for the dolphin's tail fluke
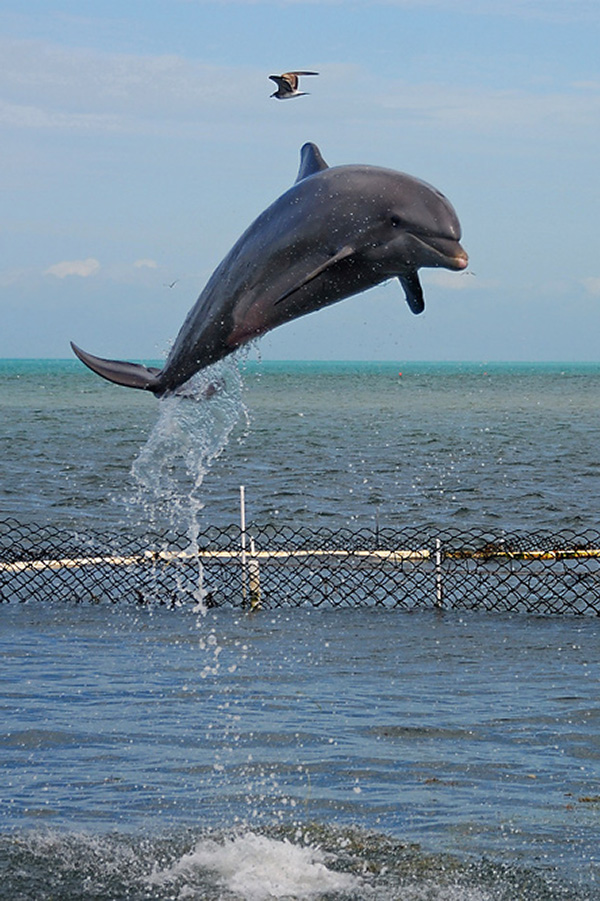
[70,342,163,392]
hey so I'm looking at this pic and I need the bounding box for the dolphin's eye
[390,215,403,228]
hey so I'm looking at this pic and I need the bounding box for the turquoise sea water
[1,359,599,899]
[2,358,600,534]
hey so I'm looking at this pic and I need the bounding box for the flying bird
[269,71,318,99]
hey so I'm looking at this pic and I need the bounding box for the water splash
[4,826,578,900]
[128,352,250,609]
[147,830,362,900]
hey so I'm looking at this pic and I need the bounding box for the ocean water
[1,358,600,899]
[3,358,600,535]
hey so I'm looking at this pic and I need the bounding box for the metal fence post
[435,538,444,609]
[248,536,261,610]
[240,485,247,605]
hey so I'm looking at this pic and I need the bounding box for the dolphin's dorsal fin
[295,143,329,183]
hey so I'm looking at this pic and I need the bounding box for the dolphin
[71,142,468,396]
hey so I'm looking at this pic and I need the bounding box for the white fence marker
[435,538,444,608]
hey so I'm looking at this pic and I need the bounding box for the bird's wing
[280,73,298,91]
[269,75,294,93]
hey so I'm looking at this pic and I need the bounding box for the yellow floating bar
[445,549,600,560]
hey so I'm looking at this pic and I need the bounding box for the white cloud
[582,277,600,297]
[372,81,600,137]
[177,0,600,23]
[98,259,166,285]
[0,267,28,287]
[1,33,598,144]
[134,259,158,269]
[0,98,123,132]
[3,258,163,288]
[0,38,259,135]
[44,258,100,279]
[572,81,600,92]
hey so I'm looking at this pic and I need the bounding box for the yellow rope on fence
[445,548,600,560]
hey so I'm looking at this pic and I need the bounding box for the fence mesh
[2,519,600,614]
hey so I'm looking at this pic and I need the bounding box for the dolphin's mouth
[409,232,469,271]
[394,234,468,315]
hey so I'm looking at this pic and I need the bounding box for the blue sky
[1,0,599,362]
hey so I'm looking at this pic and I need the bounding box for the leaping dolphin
[71,142,468,396]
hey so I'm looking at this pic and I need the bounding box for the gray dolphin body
[71,143,467,396]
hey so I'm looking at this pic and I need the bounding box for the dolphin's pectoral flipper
[70,342,162,391]
[398,272,425,314]
[295,142,329,183]
[274,245,356,306]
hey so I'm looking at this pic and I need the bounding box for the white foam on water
[148,830,362,900]
[4,829,559,900]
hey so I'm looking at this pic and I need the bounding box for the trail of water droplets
[128,353,250,610]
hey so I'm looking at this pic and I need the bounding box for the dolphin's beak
[446,245,469,271]
[411,234,469,271]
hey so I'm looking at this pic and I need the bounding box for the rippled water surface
[1,359,600,899]
[2,359,600,533]
[3,604,599,899]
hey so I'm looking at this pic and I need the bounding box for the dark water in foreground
[1,360,599,898]
[3,605,599,899]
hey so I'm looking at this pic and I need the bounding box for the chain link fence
[2,518,600,614]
